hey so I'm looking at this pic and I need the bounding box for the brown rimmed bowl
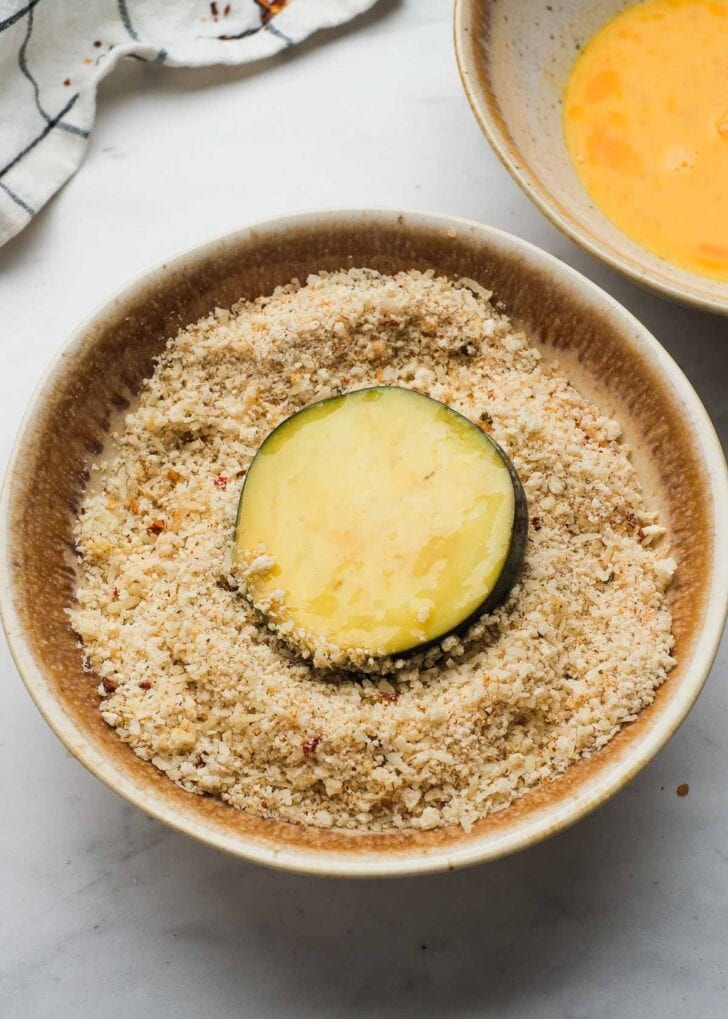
[1,210,726,877]
[453,0,728,315]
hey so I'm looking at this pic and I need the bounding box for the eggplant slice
[234,387,527,667]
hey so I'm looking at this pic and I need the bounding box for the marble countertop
[1,2,726,1015]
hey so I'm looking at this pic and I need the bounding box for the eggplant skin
[233,386,529,667]
[450,444,529,637]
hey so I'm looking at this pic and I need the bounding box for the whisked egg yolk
[564,0,728,282]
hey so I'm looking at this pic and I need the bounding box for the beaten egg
[564,0,728,282]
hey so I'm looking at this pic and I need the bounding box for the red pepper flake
[676,783,689,797]
[102,678,117,693]
[148,518,166,535]
[624,510,639,532]
[210,1,219,18]
[531,516,542,531]
[383,318,400,329]
[111,586,120,600]
[139,680,152,690]
[63,78,71,86]
[381,691,400,703]
[214,475,228,490]
[302,735,322,756]
[261,799,269,809]
[259,1,288,25]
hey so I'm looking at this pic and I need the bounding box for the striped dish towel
[0,0,377,246]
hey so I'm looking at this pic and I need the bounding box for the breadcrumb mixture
[70,269,676,833]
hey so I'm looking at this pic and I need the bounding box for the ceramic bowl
[1,210,726,877]
[453,0,728,315]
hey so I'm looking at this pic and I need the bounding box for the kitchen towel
[0,0,377,246]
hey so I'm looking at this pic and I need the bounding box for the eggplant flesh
[234,386,527,662]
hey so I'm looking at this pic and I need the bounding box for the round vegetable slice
[233,387,527,665]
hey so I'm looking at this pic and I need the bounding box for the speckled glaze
[453,0,728,315]
[1,210,726,877]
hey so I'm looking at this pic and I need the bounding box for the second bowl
[454,0,728,315]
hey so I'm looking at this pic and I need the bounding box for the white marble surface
[1,2,727,1015]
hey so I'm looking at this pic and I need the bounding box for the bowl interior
[454,0,728,315]
[2,211,725,876]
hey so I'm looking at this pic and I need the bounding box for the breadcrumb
[69,269,676,833]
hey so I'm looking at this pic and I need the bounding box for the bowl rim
[1,207,727,878]
[452,0,728,317]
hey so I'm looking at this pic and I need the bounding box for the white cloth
[0,0,376,246]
